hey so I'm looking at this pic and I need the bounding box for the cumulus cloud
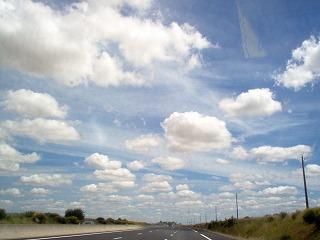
[152,156,185,171]
[85,153,136,189]
[216,158,230,164]
[136,194,154,201]
[85,153,121,170]
[306,164,320,176]
[0,142,40,171]
[162,111,232,152]
[21,174,72,186]
[0,187,21,196]
[275,36,320,90]
[1,118,81,143]
[2,89,68,118]
[127,160,145,171]
[80,183,118,193]
[260,186,298,195]
[125,134,162,153]
[142,173,172,182]
[30,188,51,195]
[141,181,172,193]
[0,0,210,87]
[230,146,248,160]
[249,145,312,163]
[219,88,282,118]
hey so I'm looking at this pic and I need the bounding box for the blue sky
[0,0,320,223]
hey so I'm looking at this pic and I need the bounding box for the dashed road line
[193,230,198,233]
[137,232,143,235]
[113,237,123,240]
[200,233,212,240]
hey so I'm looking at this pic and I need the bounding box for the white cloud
[216,158,230,164]
[80,184,98,193]
[2,89,68,118]
[21,174,72,186]
[218,192,234,198]
[249,145,312,163]
[80,183,119,193]
[176,184,189,191]
[230,146,248,160]
[275,36,320,90]
[162,111,232,152]
[141,181,172,193]
[85,153,122,170]
[137,194,154,201]
[0,142,40,171]
[106,195,131,202]
[85,153,136,188]
[127,160,145,171]
[306,164,320,177]
[125,134,162,153]
[260,186,298,195]
[0,188,21,196]
[142,173,172,182]
[94,168,135,182]
[219,88,282,118]
[152,156,185,171]
[30,188,51,195]
[1,118,81,143]
[0,0,210,87]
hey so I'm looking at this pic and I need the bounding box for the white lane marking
[170,234,173,236]
[137,232,143,235]
[149,230,153,232]
[113,237,122,240]
[193,230,198,233]
[200,233,212,240]
[24,229,140,240]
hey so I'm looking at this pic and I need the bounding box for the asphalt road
[22,226,233,240]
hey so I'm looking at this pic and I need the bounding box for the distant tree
[0,209,6,220]
[32,212,47,224]
[65,208,84,221]
[65,216,80,224]
[96,217,106,224]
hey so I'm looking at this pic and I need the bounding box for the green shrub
[65,208,84,221]
[303,209,316,224]
[55,216,66,224]
[0,209,6,220]
[66,216,79,224]
[280,212,288,219]
[25,211,35,218]
[291,211,300,220]
[266,216,274,222]
[280,234,292,240]
[96,217,106,224]
[32,212,47,224]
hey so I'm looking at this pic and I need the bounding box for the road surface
[21,226,233,240]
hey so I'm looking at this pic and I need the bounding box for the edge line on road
[200,233,212,240]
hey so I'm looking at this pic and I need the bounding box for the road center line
[137,233,143,235]
[113,237,123,240]
[200,233,212,240]
[193,230,198,233]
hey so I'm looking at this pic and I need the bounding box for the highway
[22,226,233,240]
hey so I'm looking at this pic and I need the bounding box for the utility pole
[301,154,309,209]
[205,214,207,224]
[199,215,201,224]
[215,206,217,221]
[236,193,239,220]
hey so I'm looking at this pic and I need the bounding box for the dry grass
[205,208,320,240]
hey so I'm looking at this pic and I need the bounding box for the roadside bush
[25,211,35,218]
[65,216,79,224]
[65,208,84,221]
[280,212,288,219]
[291,211,300,220]
[96,217,106,224]
[303,209,316,224]
[266,216,274,222]
[32,212,47,224]
[280,234,292,240]
[55,216,66,224]
[0,209,6,220]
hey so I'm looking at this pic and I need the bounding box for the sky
[0,0,320,223]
